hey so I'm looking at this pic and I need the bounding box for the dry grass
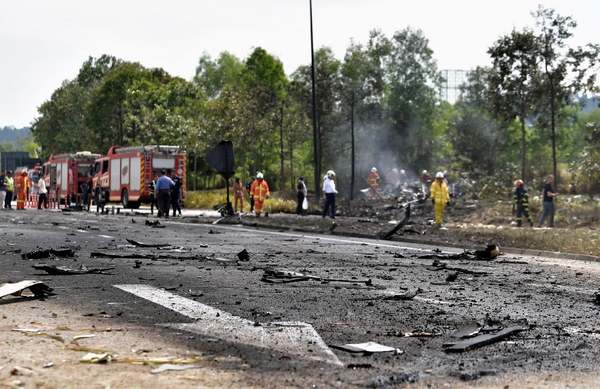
[184,190,296,213]
[437,223,600,257]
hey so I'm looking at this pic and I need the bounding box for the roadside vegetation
[30,6,600,199]
[184,190,296,214]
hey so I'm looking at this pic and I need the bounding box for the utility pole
[309,0,320,201]
[350,90,355,200]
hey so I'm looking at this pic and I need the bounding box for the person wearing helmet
[250,172,270,217]
[367,167,383,200]
[420,170,432,195]
[513,179,533,227]
[430,171,450,226]
[322,170,338,219]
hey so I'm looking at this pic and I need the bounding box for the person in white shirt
[37,178,48,209]
[322,170,337,219]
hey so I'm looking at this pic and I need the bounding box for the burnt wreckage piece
[261,268,373,286]
[32,264,115,275]
[443,326,528,352]
[21,248,76,260]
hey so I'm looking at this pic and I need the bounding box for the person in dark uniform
[171,172,182,217]
[539,174,557,227]
[80,180,91,211]
[149,176,157,215]
[513,179,533,227]
[156,170,174,218]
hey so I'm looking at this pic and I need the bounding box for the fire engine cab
[43,152,101,204]
[92,145,186,208]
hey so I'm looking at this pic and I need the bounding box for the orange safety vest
[250,179,270,202]
[367,172,380,187]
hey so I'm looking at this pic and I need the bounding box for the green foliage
[30,7,600,198]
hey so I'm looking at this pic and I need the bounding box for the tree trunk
[544,44,558,186]
[279,103,285,192]
[193,154,198,191]
[289,135,294,190]
[549,76,558,186]
[350,90,356,200]
[310,0,320,201]
[520,115,527,182]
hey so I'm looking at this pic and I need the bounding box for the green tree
[384,28,443,169]
[532,6,600,183]
[194,52,244,98]
[488,29,539,181]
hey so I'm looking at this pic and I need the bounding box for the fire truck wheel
[121,189,129,208]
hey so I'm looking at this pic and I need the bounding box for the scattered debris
[21,248,75,260]
[90,252,206,261]
[445,272,459,282]
[455,369,497,381]
[126,239,170,248]
[383,289,421,301]
[0,280,53,299]
[366,372,419,388]
[150,364,202,374]
[237,249,250,261]
[379,204,411,240]
[32,264,115,275]
[80,352,113,364]
[418,244,501,261]
[145,220,165,228]
[261,268,372,286]
[444,326,528,352]
[427,259,489,276]
[593,291,600,306]
[332,341,402,354]
[347,363,373,369]
[452,323,482,339]
[42,362,54,369]
[10,366,34,376]
[72,334,96,341]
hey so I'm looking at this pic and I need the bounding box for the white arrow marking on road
[114,284,342,366]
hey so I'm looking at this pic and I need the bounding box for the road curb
[232,218,600,263]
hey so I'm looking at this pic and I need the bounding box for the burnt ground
[2,209,600,388]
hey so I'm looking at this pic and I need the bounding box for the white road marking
[166,221,443,254]
[114,284,342,366]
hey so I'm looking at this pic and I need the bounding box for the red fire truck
[92,145,186,208]
[43,152,101,204]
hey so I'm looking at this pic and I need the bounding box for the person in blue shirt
[156,169,175,218]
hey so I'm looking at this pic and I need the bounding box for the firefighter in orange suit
[250,172,270,217]
[367,167,383,200]
[15,171,29,210]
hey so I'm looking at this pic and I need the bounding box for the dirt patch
[0,299,253,388]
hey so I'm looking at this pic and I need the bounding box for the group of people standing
[513,174,557,228]
[150,169,183,218]
[232,173,271,217]
[0,170,49,210]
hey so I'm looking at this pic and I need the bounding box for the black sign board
[206,141,235,179]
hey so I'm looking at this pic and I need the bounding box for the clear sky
[0,0,597,127]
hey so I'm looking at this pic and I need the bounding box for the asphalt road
[2,209,600,387]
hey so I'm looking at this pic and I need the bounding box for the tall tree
[341,37,386,198]
[532,6,600,184]
[488,29,539,181]
[384,28,442,170]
